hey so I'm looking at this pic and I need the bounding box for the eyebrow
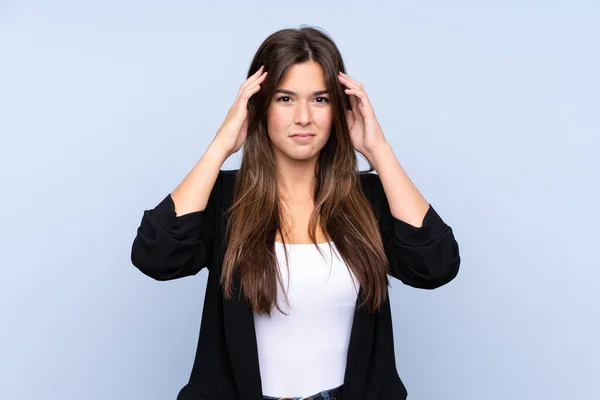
[274,89,329,96]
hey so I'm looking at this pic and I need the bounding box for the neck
[276,163,317,203]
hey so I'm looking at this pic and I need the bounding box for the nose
[293,100,311,126]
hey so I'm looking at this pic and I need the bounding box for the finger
[345,88,371,112]
[237,70,267,102]
[347,91,362,121]
[232,86,258,112]
[339,71,364,90]
[249,65,264,80]
[239,82,262,102]
[238,66,265,94]
[338,74,361,91]
[244,71,267,91]
[247,66,266,84]
[340,79,365,114]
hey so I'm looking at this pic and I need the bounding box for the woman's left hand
[338,71,389,161]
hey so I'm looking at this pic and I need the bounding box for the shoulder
[218,169,238,179]
[217,169,239,186]
[214,169,239,202]
[218,169,238,182]
[358,171,380,186]
[220,169,239,176]
[358,171,384,199]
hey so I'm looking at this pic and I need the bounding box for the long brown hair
[220,26,390,315]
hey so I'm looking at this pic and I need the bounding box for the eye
[316,97,329,103]
[276,96,291,102]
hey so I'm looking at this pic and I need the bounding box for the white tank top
[253,241,360,397]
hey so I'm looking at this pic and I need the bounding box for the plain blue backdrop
[1,1,598,399]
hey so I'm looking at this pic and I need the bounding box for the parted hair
[220,25,390,315]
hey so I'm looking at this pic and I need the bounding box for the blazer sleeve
[130,171,222,281]
[365,173,461,289]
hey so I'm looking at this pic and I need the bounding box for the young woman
[131,26,460,400]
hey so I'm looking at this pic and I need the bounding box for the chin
[285,150,320,161]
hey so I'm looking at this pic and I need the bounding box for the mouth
[290,134,315,143]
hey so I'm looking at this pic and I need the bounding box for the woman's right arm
[130,142,230,281]
[130,65,267,281]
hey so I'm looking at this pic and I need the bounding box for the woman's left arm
[368,144,461,289]
[339,70,460,289]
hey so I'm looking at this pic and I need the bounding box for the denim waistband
[262,384,343,400]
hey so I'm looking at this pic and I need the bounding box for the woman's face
[266,60,333,164]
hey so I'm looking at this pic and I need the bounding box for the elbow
[129,198,210,281]
[130,244,175,281]
[130,237,202,281]
[393,236,461,290]
[416,254,460,289]
[395,256,460,290]
[130,258,176,282]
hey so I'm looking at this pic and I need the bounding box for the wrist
[366,142,392,167]
[207,141,232,162]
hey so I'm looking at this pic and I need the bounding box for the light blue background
[1,1,598,399]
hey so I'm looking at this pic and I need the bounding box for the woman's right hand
[212,65,268,156]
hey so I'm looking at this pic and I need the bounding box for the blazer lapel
[341,287,375,400]
[218,170,263,398]
[222,268,264,399]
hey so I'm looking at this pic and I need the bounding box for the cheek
[316,111,333,134]
[267,109,289,132]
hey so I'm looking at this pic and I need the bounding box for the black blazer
[131,169,460,400]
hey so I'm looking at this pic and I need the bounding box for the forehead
[277,61,327,92]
